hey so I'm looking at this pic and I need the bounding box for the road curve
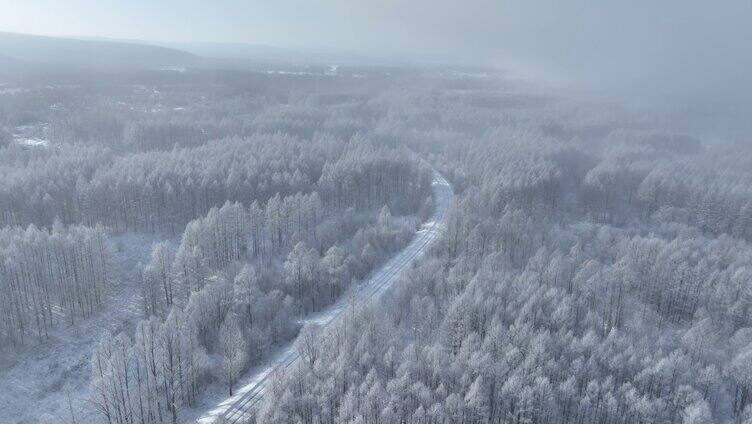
[197,170,453,424]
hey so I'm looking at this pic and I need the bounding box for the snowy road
[197,170,453,424]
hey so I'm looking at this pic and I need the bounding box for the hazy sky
[2,0,751,129]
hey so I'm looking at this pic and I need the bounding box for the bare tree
[218,312,246,396]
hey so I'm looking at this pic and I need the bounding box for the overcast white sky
[1,0,750,128]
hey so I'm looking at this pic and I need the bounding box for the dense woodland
[254,77,752,423]
[0,69,431,423]
[2,66,752,424]
[0,222,111,346]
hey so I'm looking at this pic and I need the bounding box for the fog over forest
[0,2,751,424]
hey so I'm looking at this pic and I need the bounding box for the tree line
[1,135,428,233]
[0,222,111,347]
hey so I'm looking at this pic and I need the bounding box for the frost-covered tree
[0,222,111,346]
[284,242,319,314]
[141,241,176,317]
[218,312,246,396]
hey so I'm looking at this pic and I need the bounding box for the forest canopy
[1,64,751,424]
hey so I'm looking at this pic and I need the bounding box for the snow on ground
[11,123,50,148]
[17,137,49,147]
[264,70,319,76]
[157,66,187,73]
[0,232,164,424]
[0,87,27,95]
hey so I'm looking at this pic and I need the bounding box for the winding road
[197,170,453,424]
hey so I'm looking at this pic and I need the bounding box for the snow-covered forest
[1,61,752,424]
[0,68,432,423]
[252,81,752,423]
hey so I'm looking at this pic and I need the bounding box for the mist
[3,0,750,136]
[322,0,752,136]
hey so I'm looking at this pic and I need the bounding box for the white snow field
[196,171,454,424]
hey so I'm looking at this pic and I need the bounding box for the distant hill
[0,53,27,76]
[159,41,386,67]
[74,38,308,66]
[164,42,309,62]
[0,31,200,70]
[0,53,22,67]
